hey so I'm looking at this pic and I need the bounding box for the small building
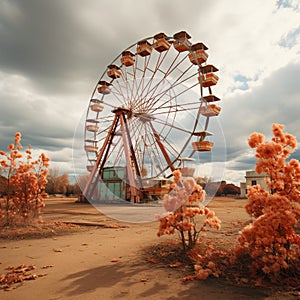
[240,170,269,198]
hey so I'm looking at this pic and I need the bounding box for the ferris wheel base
[83,166,173,204]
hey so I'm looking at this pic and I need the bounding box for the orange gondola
[153,32,171,52]
[107,64,122,79]
[173,31,192,52]
[120,50,135,67]
[188,43,209,65]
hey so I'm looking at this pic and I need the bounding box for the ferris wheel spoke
[151,116,193,135]
[145,57,194,107]
[140,50,188,82]
[135,61,161,104]
[160,51,183,76]
[131,120,174,177]
[110,81,131,107]
[148,123,181,158]
[143,132,166,176]
[119,70,134,108]
[131,55,152,107]
[124,73,138,108]
[153,99,202,110]
[150,105,202,117]
[135,67,191,111]
[121,70,138,108]
[126,119,147,164]
[149,96,202,113]
[140,135,155,174]
[129,120,146,148]
[134,50,172,110]
[96,120,115,134]
[112,142,124,165]
[131,51,185,112]
[136,71,163,111]
[147,122,181,172]
[119,61,133,95]
[137,133,152,171]
[124,55,139,109]
[142,72,197,113]
[145,72,198,111]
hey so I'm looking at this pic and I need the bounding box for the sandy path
[0,197,294,300]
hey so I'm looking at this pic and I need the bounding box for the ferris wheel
[83,31,221,203]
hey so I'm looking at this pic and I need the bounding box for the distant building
[240,170,269,198]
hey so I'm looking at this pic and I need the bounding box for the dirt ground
[0,197,299,300]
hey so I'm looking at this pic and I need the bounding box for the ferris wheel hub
[111,107,130,115]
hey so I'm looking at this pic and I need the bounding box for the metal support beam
[149,122,175,172]
[119,113,139,203]
[83,113,120,200]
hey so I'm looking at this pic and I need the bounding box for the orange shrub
[157,170,221,252]
[235,124,300,283]
[0,132,50,226]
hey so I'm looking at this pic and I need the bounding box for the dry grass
[0,221,87,240]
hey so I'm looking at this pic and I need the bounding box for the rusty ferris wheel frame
[82,31,221,203]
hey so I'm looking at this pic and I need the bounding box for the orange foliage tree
[157,170,221,252]
[235,124,300,283]
[0,132,50,226]
[46,169,70,195]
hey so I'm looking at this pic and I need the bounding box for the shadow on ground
[59,260,271,300]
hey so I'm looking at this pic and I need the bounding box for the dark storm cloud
[0,0,215,94]
[0,72,81,152]
[0,2,72,79]
[0,0,105,95]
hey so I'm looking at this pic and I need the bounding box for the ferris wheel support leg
[83,114,120,201]
[122,113,143,189]
[119,114,140,203]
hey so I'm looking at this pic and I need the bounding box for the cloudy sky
[0,0,300,185]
